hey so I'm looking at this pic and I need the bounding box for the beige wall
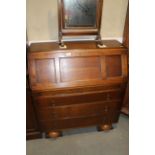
[27,0,128,42]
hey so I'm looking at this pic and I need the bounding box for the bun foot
[47,131,62,138]
[97,124,113,131]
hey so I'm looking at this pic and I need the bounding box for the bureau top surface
[29,40,124,52]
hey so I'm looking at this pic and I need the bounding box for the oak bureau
[28,40,128,138]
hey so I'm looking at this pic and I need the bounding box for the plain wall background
[26,0,128,42]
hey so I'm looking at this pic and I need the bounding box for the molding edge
[28,37,123,46]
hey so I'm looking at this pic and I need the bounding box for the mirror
[58,0,103,47]
[63,0,97,27]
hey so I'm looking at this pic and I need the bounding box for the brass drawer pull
[50,100,55,106]
[104,106,108,112]
[107,94,111,100]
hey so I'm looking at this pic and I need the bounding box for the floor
[27,114,129,155]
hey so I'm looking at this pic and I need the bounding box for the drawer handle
[107,94,111,100]
[50,100,55,106]
[104,106,108,112]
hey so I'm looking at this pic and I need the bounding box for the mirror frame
[58,0,103,46]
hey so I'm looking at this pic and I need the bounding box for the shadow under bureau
[28,40,128,138]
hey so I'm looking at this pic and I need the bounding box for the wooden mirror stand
[57,0,104,48]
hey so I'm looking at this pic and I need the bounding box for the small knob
[104,106,108,112]
[50,100,55,106]
[107,94,111,100]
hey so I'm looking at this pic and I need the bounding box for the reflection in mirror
[63,0,97,27]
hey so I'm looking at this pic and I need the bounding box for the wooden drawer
[39,114,112,131]
[34,90,122,108]
[51,102,108,119]
[37,108,121,131]
[35,101,120,121]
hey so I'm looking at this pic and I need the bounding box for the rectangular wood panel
[39,115,110,131]
[51,102,118,120]
[28,46,128,91]
[106,55,122,78]
[35,59,56,83]
[35,91,108,107]
[60,57,102,82]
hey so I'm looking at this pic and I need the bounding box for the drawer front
[39,114,112,131]
[38,109,121,131]
[36,101,119,121]
[34,91,122,108]
[35,101,120,122]
[51,101,119,120]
